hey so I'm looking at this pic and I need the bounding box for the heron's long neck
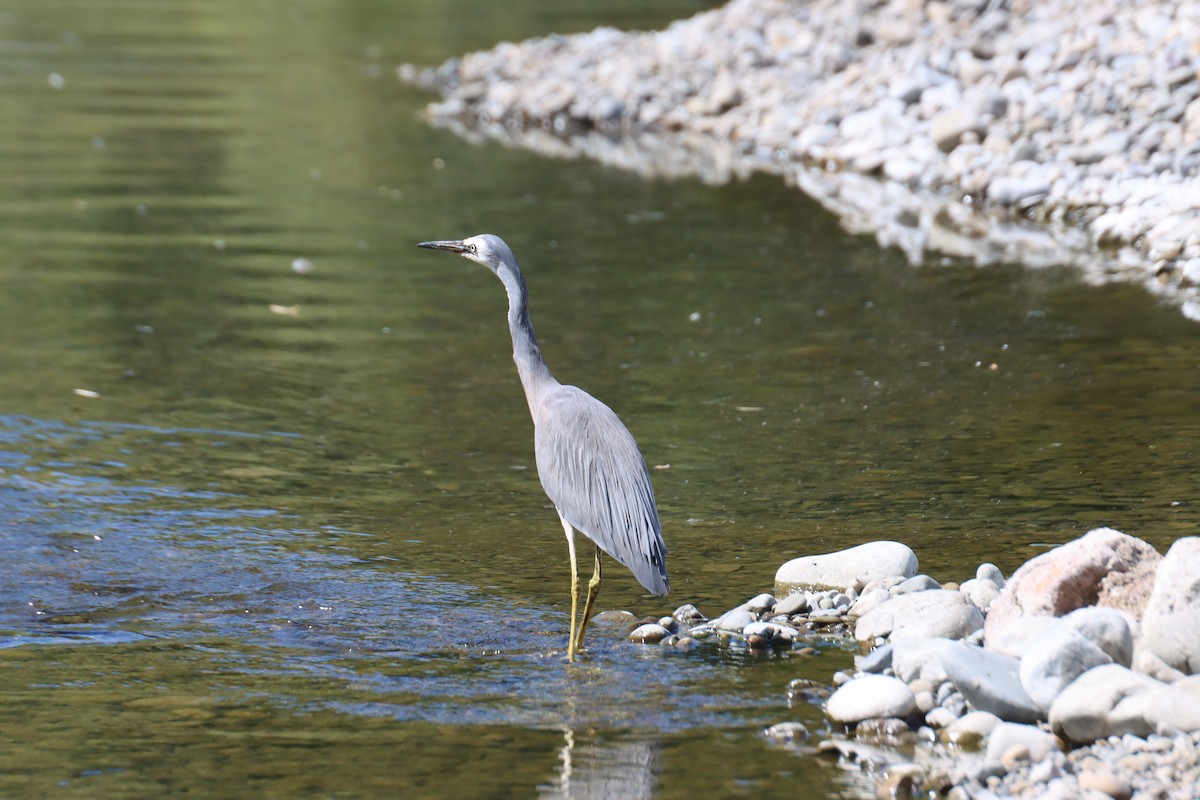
[500,268,558,416]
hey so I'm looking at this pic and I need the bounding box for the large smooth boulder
[854,590,983,644]
[941,641,1042,724]
[1135,537,1200,678]
[826,674,917,724]
[985,528,1161,644]
[775,541,918,591]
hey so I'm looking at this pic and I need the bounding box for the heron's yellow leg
[573,545,603,654]
[561,514,580,661]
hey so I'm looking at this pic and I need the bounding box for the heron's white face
[458,234,514,274]
[417,233,517,276]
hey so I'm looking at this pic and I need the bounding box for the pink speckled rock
[984,528,1161,645]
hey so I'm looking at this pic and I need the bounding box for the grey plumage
[417,233,669,657]
[536,385,669,596]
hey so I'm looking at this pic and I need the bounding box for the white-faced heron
[417,234,669,660]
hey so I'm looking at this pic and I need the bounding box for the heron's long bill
[417,240,469,253]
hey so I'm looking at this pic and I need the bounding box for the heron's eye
[467,243,477,254]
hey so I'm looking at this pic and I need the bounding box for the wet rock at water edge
[713,608,755,633]
[763,721,810,743]
[826,674,917,725]
[628,622,671,643]
[773,591,810,616]
[775,541,918,591]
[787,678,831,705]
[671,603,706,623]
[591,609,638,626]
[853,717,916,745]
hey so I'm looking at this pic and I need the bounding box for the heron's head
[417,234,517,277]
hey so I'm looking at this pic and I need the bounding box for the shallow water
[2,1,1199,797]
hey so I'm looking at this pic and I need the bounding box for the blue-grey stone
[941,641,1042,724]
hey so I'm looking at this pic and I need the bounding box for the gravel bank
[629,530,1200,799]
[402,0,1200,318]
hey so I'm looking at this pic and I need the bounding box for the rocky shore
[628,529,1200,799]
[401,0,1200,318]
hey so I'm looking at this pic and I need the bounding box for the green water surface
[2,1,1198,798]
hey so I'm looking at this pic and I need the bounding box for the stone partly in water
[775,540,918,591]
[763,721,809,743]
[713,608,755,633]
[628,623,672,644]
[826,674,917,725]
[591,609,638,625]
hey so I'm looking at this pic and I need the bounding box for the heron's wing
[534,385,669,596]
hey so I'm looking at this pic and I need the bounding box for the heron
[417,234,669,660]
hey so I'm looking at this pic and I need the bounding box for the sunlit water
[2,0,1198,797]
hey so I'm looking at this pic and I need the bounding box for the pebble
[1078,759,1131,800]
[773,591,809,616]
